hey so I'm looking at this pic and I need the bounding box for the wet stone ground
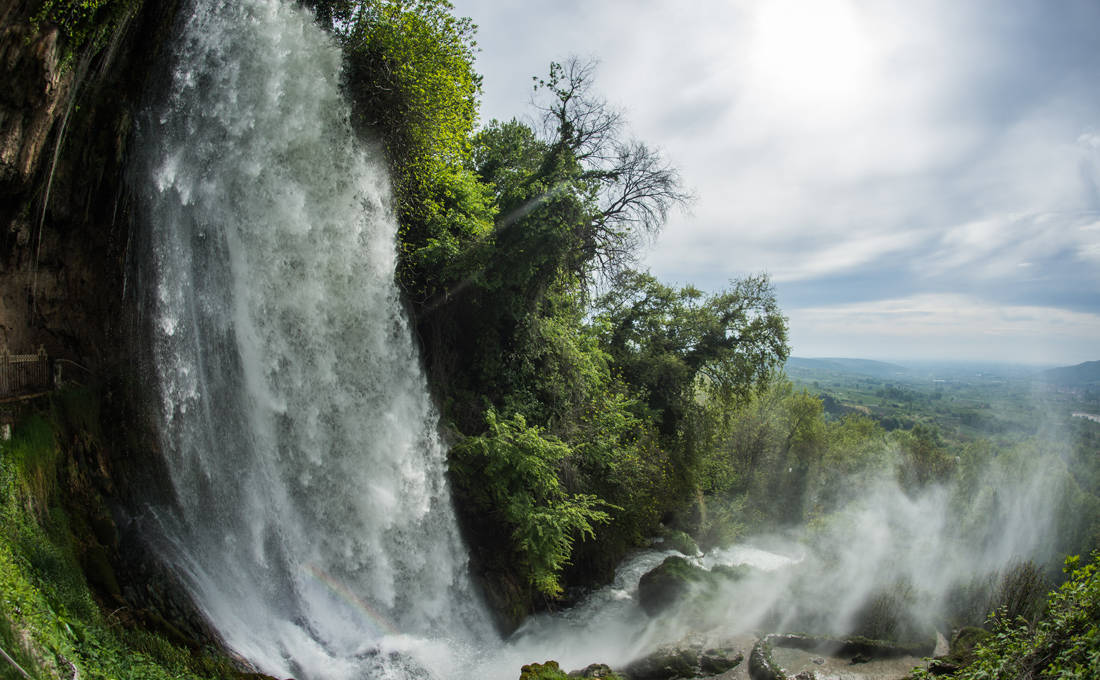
[769,646,925,680]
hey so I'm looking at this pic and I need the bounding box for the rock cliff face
[0,3,70,193]
[0,0,178,367]
[0,0,186,561]
[0,0,214,647]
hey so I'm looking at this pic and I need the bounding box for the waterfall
[137,1,495,677]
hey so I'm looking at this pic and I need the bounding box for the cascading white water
[138,1,495,677]
[133,2,1078,679]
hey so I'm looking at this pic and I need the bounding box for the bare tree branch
[532,57,692,283]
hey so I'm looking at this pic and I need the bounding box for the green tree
[530,58,690,283]
[594,269,789,437]
[309,0,491,295]
[460,59,689,316]
[336,0,480,171]
[695,379,834,533]
[450,411,613,597]
[891,423,953,492]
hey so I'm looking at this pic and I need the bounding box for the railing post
[0,347,56,397]
[1,347,9,396]
[37,346,48,389]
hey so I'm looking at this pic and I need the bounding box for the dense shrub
[913,553,1100,680]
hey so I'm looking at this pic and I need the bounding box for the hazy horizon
[786,355,1077,370]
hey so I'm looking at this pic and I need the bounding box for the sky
[447,0,1100,366]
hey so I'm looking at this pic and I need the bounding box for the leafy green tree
[530,58,690,283]
[891,423,953,492]
[810,414,889,512]
[594,269,789,437]
[458,59,688,317]
[450,411,613,597]
[695,379,833,532]
[307,0,491,294]
[336,0,480,170]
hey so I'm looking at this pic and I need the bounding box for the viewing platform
[1,346,57,440]
[0,346,54,401]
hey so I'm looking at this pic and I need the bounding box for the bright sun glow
[748,0,875,112]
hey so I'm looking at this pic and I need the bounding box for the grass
[0,390,241,680]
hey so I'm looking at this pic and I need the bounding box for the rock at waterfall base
[625,643,743,680]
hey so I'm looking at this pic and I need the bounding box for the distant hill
[1039,360,1100,387]
[785,357,914,379]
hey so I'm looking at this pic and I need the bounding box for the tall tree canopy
[594,270,789,435]
[305,0,493,296]
[533,58,689,279]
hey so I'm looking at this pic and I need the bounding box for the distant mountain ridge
[787,357,1100,386]
[1039,360,1100,387]
[786,357,913,379]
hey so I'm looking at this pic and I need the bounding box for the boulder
[520,661,568,680]
[763,633,935,661]
[636,557,750,617]
[698,648,744,675]
[657,530,700,556]
[625,645,697,680]
[569,663,618,678]
[748,641,787,680]
[637,556,704,616]
[625,643,742,680]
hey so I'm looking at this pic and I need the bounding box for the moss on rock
[748,640,787,680]
[657,529,700,556]
[636,555,752,617]
[637,556,705,616]
[520,660,570,680]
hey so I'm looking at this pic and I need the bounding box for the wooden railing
[0,347,52,398]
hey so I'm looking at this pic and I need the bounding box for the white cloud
[1078,131,1100,150]
[452,0,1100,361]
[769,230,924,282]
[923,211,1100,281]
[789,295,1100,364]
[1079,242,1100,264]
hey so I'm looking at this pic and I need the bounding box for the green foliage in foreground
[913,554,1100,680]
[451,411,614,597]
[0,394,236,680]
[321,0,493,295]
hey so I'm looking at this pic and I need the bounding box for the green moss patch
[0,392,237,680]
